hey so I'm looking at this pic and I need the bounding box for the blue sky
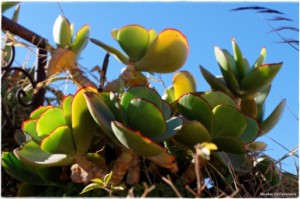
[3,2,299,174]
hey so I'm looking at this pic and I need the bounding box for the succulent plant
[200,39,285,137]
[84,86,183,172]
[48,15,91,75]
[91,24,189,74]
[13,86,100,164]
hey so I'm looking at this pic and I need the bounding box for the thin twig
[141,182,156,198]
[161,175,183,198]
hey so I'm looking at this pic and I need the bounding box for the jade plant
[2,16,291,196]
[91,24,189,89]
[2,86,108,187]
[200,39,285,136]
[83,86,183,185]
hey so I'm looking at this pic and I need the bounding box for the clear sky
[3,1,299,174]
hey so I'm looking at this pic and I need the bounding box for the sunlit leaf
[62,95,73,128]
[173,70,197,100]
[214,46,240,92]
[121,86,162,110]
[115,25,149,61]
[232,38,246,79]
[14,141,73,166]
[240,63,282,92]
[53,15,72,48]
[36,108,66,138]
[71,25,90,58]
[201,91,236,109]
[72,86,99,155]
[22,120,42,143]
[212,105,246,138]
[29,105,53,119]
[135,28,188,73]
[41,126,76,155]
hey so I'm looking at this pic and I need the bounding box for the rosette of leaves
[200,38,285,137]
[91,24,189,73]
[3,86,100,169]
[84,86,183,171]
[174,90,259,173]
[47,15,91,75]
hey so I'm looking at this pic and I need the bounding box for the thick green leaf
[72,87,100,155]
[41,126,76,155]
[201,91,236,109]
[127,98,166,138]
[80,182,103,194]
[83,92,121,146]
[22,119,42,143]
[36,108,66,138]
[162,86,175,104]
[2,152,59,186]
[116,25,149,61]
[260,99,285,136]
[239,116,259,144]
[212,105,247,138]
[111,121,164,157]
[240,63,282,92]
[173,70,197,100]
[232,38,246,79]
[71,25,90,57]
[98,92,124,122]
[14,141,73,166]
[178,93,213,132]
[121,86,162,110]
[148,29,158,47]
[90,38,129,65]
[214,47,240,92]
[134,28,188,73]
[253,47,267,68]
[53,15,72,48]
[200,66,235,99]
[174,121,211,149]
[62,95,73,128]
[152,116,183,142]
[223,49,239,79]
[214,152,252,174]
[212,137,246,154]
[255,85,271,122]
[29,105,53,119]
